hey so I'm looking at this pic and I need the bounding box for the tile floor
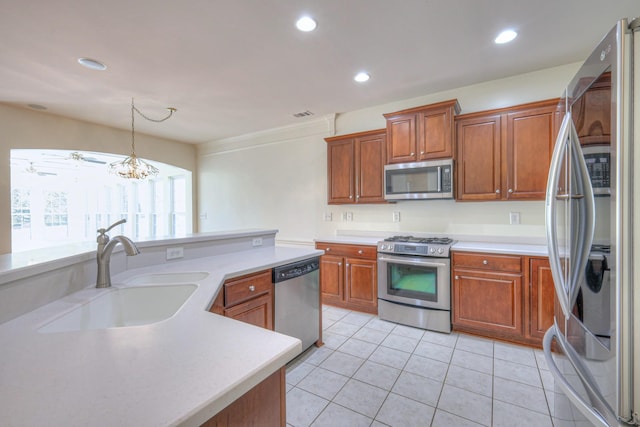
[285,305,559,427]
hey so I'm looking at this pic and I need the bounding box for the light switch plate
[392,211,401,222]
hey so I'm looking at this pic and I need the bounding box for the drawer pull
[482,260,488,265]
[248,285,255,292]
[326,247,331,251]
[358,250,363,254]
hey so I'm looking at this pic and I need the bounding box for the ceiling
[1,1,638,144]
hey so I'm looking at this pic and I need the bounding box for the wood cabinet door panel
[505,107,556,200]
[225,292,273,330]
[319,255,344,304]
[456,115,502,200]
[356,133,386,203]
[419,108,452,160]
[453,269,522,335]
[345,258,377,310]
[528,258,555,340]
[327,139,355,204]
[386,114,417,163]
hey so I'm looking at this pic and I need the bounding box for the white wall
[197,63,582,245]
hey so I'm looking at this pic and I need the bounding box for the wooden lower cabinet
[209,270,274,330]
[453,268,523,337]
[527,257,555,341]
[201,367,285,427]
[315,242,377,314]
[452,252,555,347]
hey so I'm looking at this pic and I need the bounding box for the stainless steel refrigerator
[544,18,639,426]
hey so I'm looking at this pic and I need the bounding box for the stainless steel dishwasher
[272,257,320,354]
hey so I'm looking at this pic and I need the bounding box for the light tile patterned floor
[285,305,556,427]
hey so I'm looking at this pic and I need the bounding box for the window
[10,149,192,252]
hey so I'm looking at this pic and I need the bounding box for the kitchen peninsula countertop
[0,244,322,427]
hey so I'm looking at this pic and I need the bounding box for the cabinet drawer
[315,242,377,259]
[453,252,522,273]
[224,270,272,307]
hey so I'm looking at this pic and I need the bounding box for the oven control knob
[430,248,436,254]
[437,248,444,254]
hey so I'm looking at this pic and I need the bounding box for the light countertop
[0,245,323,427]
[315,235,549,256]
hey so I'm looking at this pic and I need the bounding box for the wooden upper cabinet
[456,98,561,201]
[504,104,559,200]
[456,113,502,201]
[325,129,387,204]
[384,99,460,164]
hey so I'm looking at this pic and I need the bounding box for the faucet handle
[97,218,127,237]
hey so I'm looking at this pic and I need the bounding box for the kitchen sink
[38,284,198,333]
[125,271,209,285]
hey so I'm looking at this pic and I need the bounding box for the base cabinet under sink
[201,367,285,427]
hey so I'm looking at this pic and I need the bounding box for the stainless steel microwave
[384,159,454,200]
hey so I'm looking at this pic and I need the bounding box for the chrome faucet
[96,219,140,288]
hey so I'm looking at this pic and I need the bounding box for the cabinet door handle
[455,275,459,280]
[346,263,350,267]
[338,262,342,266]
[410,152,415,156]
[508,189,513,193]
[249,285,255,292]
[482,260,488,265]
[356,194,360,199]
[358,250,363,254]
[349,195,353,199]
[495,189,501,194]
[420,151,425,155]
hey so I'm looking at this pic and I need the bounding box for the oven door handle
[378,254,448,268]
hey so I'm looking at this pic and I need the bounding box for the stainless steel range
[377,236,454,333]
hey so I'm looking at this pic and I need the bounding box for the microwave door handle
[546,112,572,319]
[437,166,442,192]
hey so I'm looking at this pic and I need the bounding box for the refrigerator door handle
[546,112,572,318]
[543,326,609,427]
[568,121,596,310]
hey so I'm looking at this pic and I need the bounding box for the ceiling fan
[66,151,107,164]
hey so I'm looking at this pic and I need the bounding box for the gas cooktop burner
[384,236,454,245]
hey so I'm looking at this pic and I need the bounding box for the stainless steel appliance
[384,158,454,200]
[273,257,320,355]
[377,236,454,333]
[543,19,638,426]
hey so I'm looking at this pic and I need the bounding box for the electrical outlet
[324,212,333,221]
[509,212,521,225]
[346,212,353,221]
[392,211,401,222]
[252,237,263,247]
[166,247,184,260]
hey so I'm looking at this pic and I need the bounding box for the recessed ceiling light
[77,57,107,71]
[296,16,317,32]
[495,29,518,44]
[354,72,370,83]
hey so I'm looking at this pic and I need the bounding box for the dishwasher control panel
[272,257,320,283]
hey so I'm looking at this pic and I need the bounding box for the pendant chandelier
[109,98,176,179]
